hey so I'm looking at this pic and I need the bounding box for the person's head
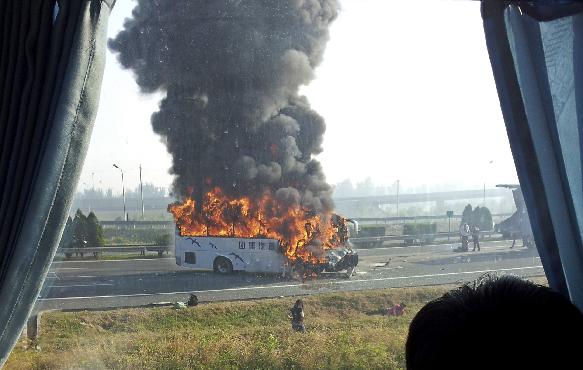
[406,275,583,370]
[294,299,304,309]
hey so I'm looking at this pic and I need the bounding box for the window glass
[6,1,546,369]
[184,252,196,264]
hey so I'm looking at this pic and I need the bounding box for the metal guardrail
[353,214,512,223]
[98,214,514,229]
[351,231,502,244]
[59,245,171,257]
[101,221,174,229]
[334,188,509,204]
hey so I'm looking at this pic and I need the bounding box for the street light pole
[484,160,494,207]
[396,179,400,218]
[139,164,144,220]
[113,164,127,221]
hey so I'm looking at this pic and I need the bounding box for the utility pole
[139,164,145,220]
[447,210,454,242]
[396,179,400,218]
[484,160,494,207]
[113,164,127,222]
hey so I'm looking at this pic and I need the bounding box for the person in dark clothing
[406,275,583,370]
[471,225,480,251]
[457,222,470,252]
[187,294,198,307]
[288,299,305,333]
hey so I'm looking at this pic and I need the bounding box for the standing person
[459,222,470,252]
[472,225,480,251]
[510,232,518,249]
[288,299,305,333]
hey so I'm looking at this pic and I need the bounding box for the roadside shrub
[87,212,105,258]
[359,226,385,237]
[155,233,173,246]
[474,206,493,231]
[357,225,386,248]
[71,209,88,257]
[460,204,493,231]
[60,217,74,259]
[103,229,171,245]
[402,223,437,245]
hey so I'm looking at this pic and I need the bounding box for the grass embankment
[6,286,455,370]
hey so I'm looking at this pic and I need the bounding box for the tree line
[75,182,167,199]
[59,209,104,258]
[461,204,493,231]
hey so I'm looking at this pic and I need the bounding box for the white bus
[174,223,359,276]
[174,228,288,274]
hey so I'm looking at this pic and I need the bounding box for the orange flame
[169,187,347,264]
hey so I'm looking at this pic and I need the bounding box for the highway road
[36,240,544,311]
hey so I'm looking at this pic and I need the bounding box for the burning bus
[170,188,358,277]
[110,0,350,278]
[110,0,353,277]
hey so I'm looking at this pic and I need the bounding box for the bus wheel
[214,257,233,274]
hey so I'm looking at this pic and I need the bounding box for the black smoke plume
[109,0,338,213]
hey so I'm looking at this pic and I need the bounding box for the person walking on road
[472,225,480,252]
[289,299,306,333]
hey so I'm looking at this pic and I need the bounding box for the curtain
[0,0,113,365]
[482,0,583,309]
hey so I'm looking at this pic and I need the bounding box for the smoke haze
[109,0,339,213]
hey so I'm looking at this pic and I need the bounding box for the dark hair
[406,275,583,370]
[294,299,304,309]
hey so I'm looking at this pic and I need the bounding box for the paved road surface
[36,240,544,311]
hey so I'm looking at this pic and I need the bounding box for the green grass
[5,286,455,370]
[6,278,548,369]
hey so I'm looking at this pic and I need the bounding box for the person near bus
[471,225,480,251]
[288,299,306,333]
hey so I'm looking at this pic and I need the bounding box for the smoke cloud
[109,0,338,213]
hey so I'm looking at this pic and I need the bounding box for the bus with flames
[174,219,359,277]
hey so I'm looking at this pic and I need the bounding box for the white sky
[79,0,518,195]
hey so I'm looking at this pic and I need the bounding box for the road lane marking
[38,265,544,301]
[50,283,115,288]
[332,265,543,284]
[355,240,513,251]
